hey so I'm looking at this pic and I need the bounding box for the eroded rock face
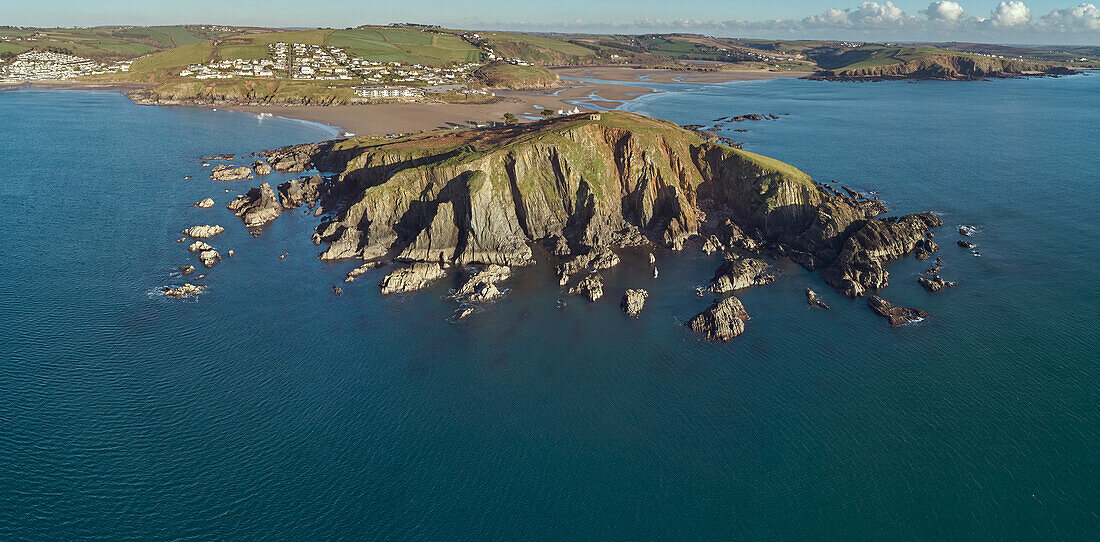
[454,265,511,302]
[252,160,273,176]
[181,225,224,239]
[262,146,315,173]
[379,263,446,294]
[688,296,749,341]
[569,273,604,302]
[210,165,253,181]
[708,257,772,293]
[821,213,943,297]
[194,198,215,208]
[227,183,281,227]
[621,289,648,316]
[163,283,205,298]
[806,288,830,309]
[278,175,323,209]
[867,295,929,325]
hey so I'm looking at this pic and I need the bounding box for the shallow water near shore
[1,78,1098,540]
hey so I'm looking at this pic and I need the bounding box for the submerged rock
[180,225,224,239]
[621,289,648,316]
[688,296,750,341]
[332,285,343,296]
[806,288,830,309]
[178,265,195,276]
[209,165,253,181]
[227,182,282,227]
[379,263,446,295]
[569,273,604,302]
[162,283,205,298]
[867,295,929,326]
[957,240,976,249]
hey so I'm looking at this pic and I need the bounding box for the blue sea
[1,76,1097,540]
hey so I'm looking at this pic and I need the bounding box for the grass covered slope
[808,45,1076,80]
[473,61,558,88]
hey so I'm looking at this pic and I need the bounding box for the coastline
[228,67,803,136]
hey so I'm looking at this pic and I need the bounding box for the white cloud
[1042,3,1100,30]
[923,1,969,23]
[989,1,1032,26]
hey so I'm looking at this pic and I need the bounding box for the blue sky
[2,1,1098,44]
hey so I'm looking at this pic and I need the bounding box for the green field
[0,26,248,62]
[328,28,482,65]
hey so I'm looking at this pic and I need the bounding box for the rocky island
[220,111,944,340]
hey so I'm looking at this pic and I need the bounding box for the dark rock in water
[688,296,750,341]
[278,175,323,209]
[209,164,254,181]
[707,257,772,293]
[344,261,385,283]
[959,225,978,236]
[379,263,446,294]
[178,265,195,276]
[768,114,779,119]
[918,274,957,292]
[806,288,830,309]
[569,273,604,302]
[914,248,930,261]
[821,212,943,297]
[957,240,976,248]
[867,295,929,325]
[454,307,475,320]
[730,114,765,121]
[249,228,263,237]
[202,153,234,161]
[227,182,282,227]
[621,289,648,316]
[252,160,273,176]
[332,285,343,296]
[454,265,511,302]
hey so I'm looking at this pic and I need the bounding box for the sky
[2,0,1098,45]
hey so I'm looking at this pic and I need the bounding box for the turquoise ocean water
[0,77,1097,540]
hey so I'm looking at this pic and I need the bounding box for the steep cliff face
[238,111,937,297]
[814,54,1076,81]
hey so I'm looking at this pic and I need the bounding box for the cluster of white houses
[177,42,482,88]
[0,51,130,81]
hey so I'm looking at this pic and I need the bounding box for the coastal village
[0,51,131,81]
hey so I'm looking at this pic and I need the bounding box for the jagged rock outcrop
[188,241,212,253]
[278,175,324,209]
[162,283,206,298]
[806,288,830,309]
[210,165,253,181]
[454,264,511,302]
[707,257,773,293]
[261,146,316,173]
[193,198,215,208]
[344,261,384,283]
[688,296,750,341]
[227,183,281,227]
[569,273,604,302]
[820,213,943,297]
[867,295,929,325]
[379,262,446,294]
[252,160,273,176]
[918,274,957,292]
[621,289,648,316]
[180,225,224,239]
[198,249,221,268]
